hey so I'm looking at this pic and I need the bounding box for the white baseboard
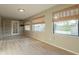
[30,36,79,55]
[49,43,79,55]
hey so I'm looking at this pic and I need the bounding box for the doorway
[11,21,20,35]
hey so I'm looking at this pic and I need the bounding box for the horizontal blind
[53,5,79,21]
[25,21,31,25]
[32,15,45,24]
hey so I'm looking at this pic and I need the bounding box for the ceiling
[0,4,56,20]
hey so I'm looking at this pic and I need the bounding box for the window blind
[53,5,79,21]
[32,15,45,24]
[25,21,31,25]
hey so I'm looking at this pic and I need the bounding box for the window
[25,25,30,31]
[32,15,45,32]
[53,5,79,36]
[32,24,45,32]
[54,20,78,36]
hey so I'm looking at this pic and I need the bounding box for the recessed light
[18,8,25,12]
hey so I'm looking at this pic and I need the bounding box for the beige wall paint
[0,17,2,38]
[2,17,12,37]
[25,4,79,54]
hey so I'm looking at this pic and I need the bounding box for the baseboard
[49,43,79,55]
[30,36,78,55]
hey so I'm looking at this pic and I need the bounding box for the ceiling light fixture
[18,8,25,12]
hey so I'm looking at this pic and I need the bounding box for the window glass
[25,25,30,31]
[32,24,45,32]
[54,20,78,36]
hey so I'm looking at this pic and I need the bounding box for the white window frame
[32,23,45,32]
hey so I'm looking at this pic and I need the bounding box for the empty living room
[0,4,79,55]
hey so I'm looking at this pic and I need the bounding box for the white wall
[25,4,79,54]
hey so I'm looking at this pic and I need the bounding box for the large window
[25,25,30,31]
[53,5,79,36]
[32,24,45,32]
[54,20,78,36]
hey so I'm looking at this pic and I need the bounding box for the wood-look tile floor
[0,35,74,55]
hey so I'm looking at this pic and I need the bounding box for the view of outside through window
[25,25,30,31]
[32,24,45,32]
[54,20,78,36]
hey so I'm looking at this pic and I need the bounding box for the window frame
[53,19,79,36]
[32,23,45,32]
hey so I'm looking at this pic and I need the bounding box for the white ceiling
[0,4,55,20]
